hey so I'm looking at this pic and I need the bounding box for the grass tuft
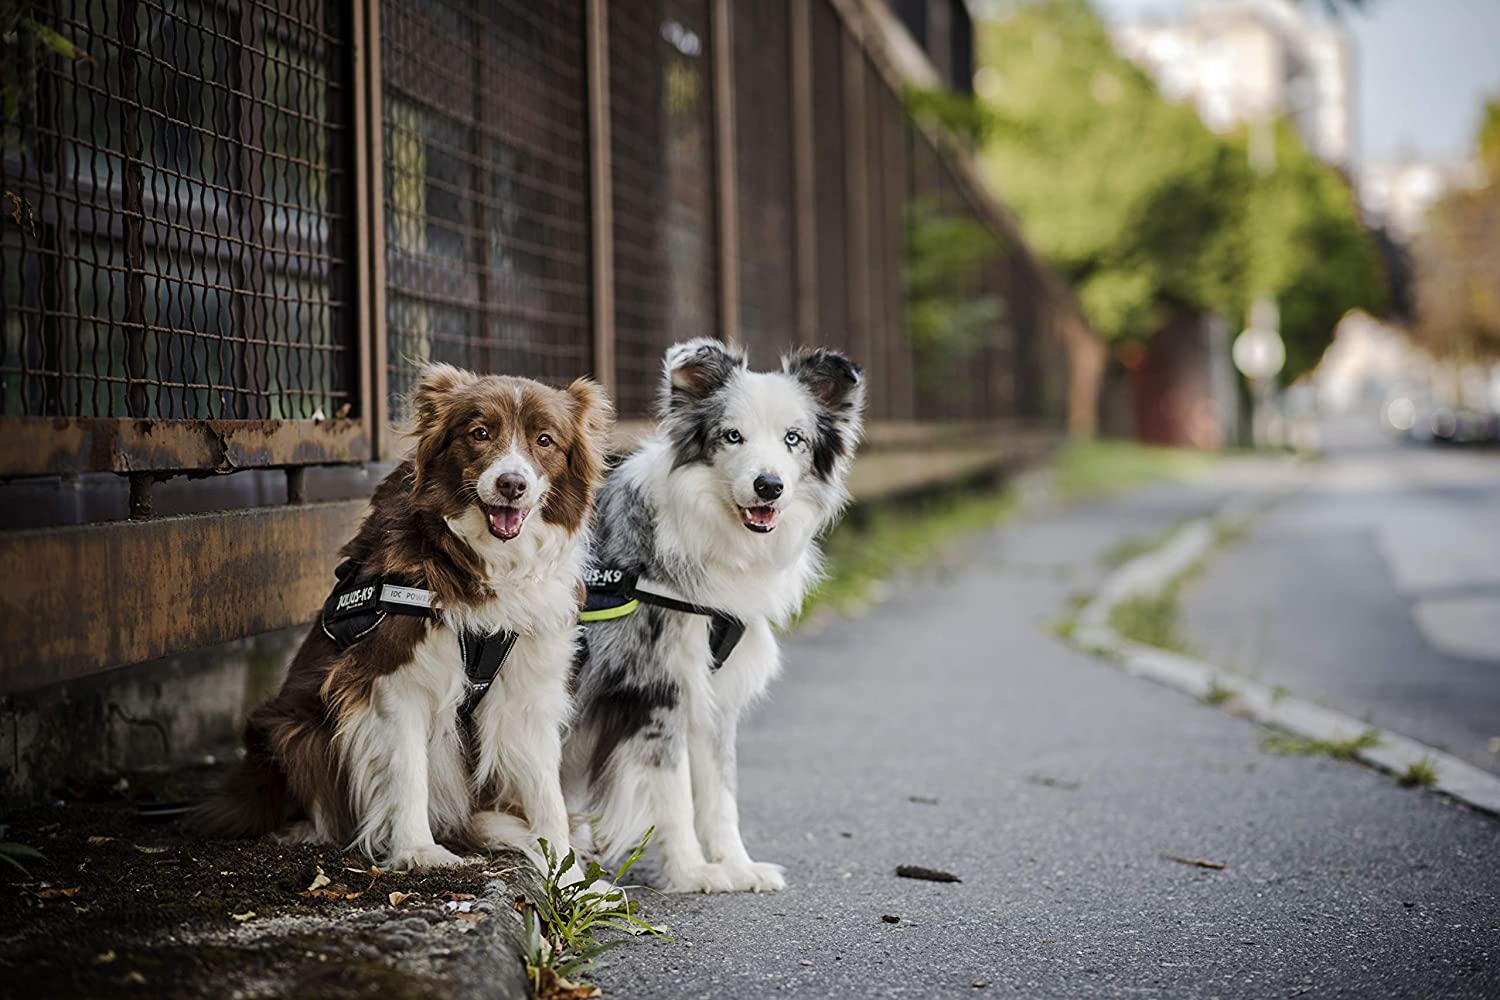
[795,486,1017,622]
[1107,569,1198,655]
[1202,677,1236,706]
[522,831,665,999]
[1399,756,1439,788]
[0,825,44,875]
[1052,440,1216,503]
[1261,729,1381,761]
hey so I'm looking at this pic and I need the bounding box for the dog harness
[320,559,517,719]
[579,566,746,671]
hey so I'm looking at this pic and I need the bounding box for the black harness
[581,566,746,671]
[317,555,745,720]
[320,559,518,719]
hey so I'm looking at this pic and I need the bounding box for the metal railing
[0,0,1081,692]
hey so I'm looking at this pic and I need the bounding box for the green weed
[1261,729,1381,761]
[1052,440,1216,502]
[522,831,665,999]
[1202,678,1236,706]
[0,826,43,875]
[1399,756,1439,788]
[796,486,1017,622]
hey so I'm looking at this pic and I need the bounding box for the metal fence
[0,0,1079,692]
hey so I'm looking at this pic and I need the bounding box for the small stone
[799,960,813,966]
[881,914,900,924]
[972,982,989,989]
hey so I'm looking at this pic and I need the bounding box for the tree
[968,0,1385,435]
[1412,100,1500,375]
[972,0,1250,436]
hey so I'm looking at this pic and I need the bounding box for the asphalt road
[1183,417,1500,773]
[599,475,1500,998]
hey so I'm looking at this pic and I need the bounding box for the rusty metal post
[712,0,740,346]
[843,22,872,367]
[587,0,616,396]
[790,0,817,347]
[364,0,391,456]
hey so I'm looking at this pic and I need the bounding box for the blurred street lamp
[1233,296,1286,447]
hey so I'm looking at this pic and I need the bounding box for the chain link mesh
[0,0,356,421]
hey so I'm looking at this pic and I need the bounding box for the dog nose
[753,474,784,501]
[495,473,527,502]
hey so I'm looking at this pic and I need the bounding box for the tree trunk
[1060,315,1107,439]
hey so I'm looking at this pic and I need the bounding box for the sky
[1086,0,1500,165]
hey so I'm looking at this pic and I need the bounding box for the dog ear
[783,348,864,412]
[660,339,746,411]
[549,377,615,532]
[409,363,477,493]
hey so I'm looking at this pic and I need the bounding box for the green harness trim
[578,598,640,622]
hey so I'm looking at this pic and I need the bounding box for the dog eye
[784,430,803,447]
[536,433,554,448]
[723,428,743,445]
[470,426,490,441]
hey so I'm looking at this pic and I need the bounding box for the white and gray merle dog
[564,338,864,893]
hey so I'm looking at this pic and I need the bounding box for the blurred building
[1359,158,1485,240]
[1111,0,1354,169]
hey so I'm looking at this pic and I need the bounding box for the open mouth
[484,504,530,541]
[739,504,779,533]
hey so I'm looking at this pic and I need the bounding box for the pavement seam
[1073,500,1500,820]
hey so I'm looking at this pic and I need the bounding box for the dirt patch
[0,767,531,999]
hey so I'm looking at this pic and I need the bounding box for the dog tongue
[745,506,777,526]
[489,506,525,538]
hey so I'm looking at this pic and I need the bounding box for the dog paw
[663,862,740,894]
[721,860,787,893]
[387,843,464,871]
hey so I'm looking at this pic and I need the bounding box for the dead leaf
[132,845,168,855]
[34,887,81,899]
[125,971,146,985]
[305,865,332,893]
[230,911,256,922]
[303,886,364,901]
[533,965,602,1000]
[389,891,415,907]
[93,950,116,965]
[1160,852,1226,870]
[87,836,115,845]
[444,892,477,901]
[453,911,486,923]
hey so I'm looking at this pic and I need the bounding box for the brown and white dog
[196,364,611,871]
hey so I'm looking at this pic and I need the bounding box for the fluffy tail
[189,729,291,839]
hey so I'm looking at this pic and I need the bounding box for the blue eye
[784,430,803,447]
[723,428,743,445]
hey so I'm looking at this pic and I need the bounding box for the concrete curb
[1074,501,1500,820]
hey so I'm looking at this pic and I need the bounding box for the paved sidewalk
[1182,433,1500,775]
[600,479,1500,998]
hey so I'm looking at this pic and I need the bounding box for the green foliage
[1108,581,1194,655]
[523,831,665,998]
[1413,100,1500,363]
[905,198,1007,392]
[1051,439,1215,501]
[2,5,89,134]
[0,825,44,875]
[796,485,1018,623]
[974,0,1386,382]
[1399,756,1439,788]
[1233,122,1387,379]
[1202,678,1236,706]
[1261,729,1381,760]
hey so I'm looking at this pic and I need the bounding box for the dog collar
[581,566,746,672]
[320,559,517,719]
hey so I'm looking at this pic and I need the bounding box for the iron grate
[0,0,357,421]
[380,0,591,422]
